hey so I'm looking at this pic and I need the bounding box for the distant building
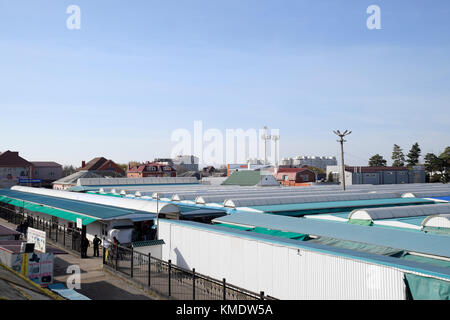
[127,162,177,178]
[0,151,62,188]
[226,163,273,176]
[281,156,337,170]
[78,157,125,176]
[172,155,199,172]
[31,162,63,187]
[326,165,426,185]
[274,168,316,186]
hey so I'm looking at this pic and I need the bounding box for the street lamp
[261,126,272,165]
[333,130,352,191]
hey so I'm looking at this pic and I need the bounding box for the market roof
[212,211,450,258]
[101,213,156,222]
[165,219,450,279]
[224,192,402,208]
[240,197,435,215]
[402,191,450,198]
[10,186,180,215]
[0,189,164,225]
[349,203,450,221]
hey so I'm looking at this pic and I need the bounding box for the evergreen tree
[406,142,421,167]
[391,144,405,167]
[439,147,450,183]
[369,154,387,167]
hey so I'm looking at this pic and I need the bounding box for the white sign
[27,227,46,253]
[76,218,83,229]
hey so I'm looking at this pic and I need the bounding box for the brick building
[127,162,177,178]
[274,167,316,186]
[78,157,125,176]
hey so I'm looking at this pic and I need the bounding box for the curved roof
[422,214,450,228]
[11,186,180,214]
[224,192,401,208]
[212,212,450,258]
[349,203,450,221]
[402,190,450,198]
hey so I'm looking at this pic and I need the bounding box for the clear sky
[1,0,449,166]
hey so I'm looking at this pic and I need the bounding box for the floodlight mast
[261,126,271,165]
[333,130,352,191]
[272,135,280,167]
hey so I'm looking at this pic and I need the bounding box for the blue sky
[0,0,449,166]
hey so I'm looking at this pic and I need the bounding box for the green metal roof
[0,189,154,225]
[214,223,308,240]
[222,171,263,186]
[0,194,97,225]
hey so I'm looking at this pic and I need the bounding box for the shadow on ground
[53,256,89,277]
[76,280,151,300]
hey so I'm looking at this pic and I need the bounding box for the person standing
[81,236,90,258]
[93,235,101,257]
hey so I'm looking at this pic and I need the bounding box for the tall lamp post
[261,126,271,165]
[272,134,280,168]
[333,130,352,191]
[156,195,160,240]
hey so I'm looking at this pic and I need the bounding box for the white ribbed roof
[223,192,400,208]
[349,203,450,221]
[11,186,180,214]
[402,190,450,198]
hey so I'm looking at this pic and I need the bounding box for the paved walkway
[0,218,158,300]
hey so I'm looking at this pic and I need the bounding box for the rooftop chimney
[82,161,86,168]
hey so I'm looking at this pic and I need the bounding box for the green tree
[62,165,76,177]
[327,172,334,182]
[424,153,440,174]
[369,154,387,167]
[391,144,405,167]
[406,142,421,167]
[439,147,450,183]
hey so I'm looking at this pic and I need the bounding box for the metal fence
[0,203,82,254]
[103,241,276,300]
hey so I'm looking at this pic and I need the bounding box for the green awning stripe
[404,273,450,300]
[214,223,309,240]
[252,227,309,240]
[215,223,254,231]
[348,219,373,226]
[0,195,97,225]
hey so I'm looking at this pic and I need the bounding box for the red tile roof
[31,162,62,168]
[0,151,32,167]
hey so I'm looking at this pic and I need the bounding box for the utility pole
[333,130,352,191]
[261,126,271,165]
[156,195,160,240]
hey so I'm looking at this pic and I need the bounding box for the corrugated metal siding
[159,220,411,299]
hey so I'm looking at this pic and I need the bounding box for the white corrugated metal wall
[159,220,411,299]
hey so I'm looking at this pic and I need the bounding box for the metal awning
[0,195,97,225]
[102,213,156,222]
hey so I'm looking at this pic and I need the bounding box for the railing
[0,203,82,254]
[103,241,276,300]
